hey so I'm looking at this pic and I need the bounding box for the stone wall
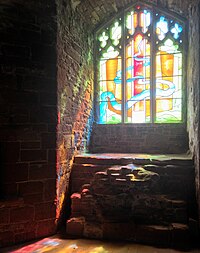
[187,2,200,223]
[74,0,191,29]
[56,0,94,225]
[0,0,57,247]
[90,124,188,154]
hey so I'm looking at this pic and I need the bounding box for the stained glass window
[96,4,185,124]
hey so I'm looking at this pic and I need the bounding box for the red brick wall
[0,0,57,247]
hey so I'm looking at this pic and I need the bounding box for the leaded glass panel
[96,4,185,124]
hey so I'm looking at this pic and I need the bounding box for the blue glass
[171,23,183,39]
[156,16,168,40]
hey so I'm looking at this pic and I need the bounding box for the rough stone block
[23,193,43,204]
[84,222,103,239]
[71,193,81,214]
[103,222,136,240]
[36,219,56,238]
[18,181,43,196]
[3,163,28,183]
[135,225,171,247]
[20,149,47,162]
[0,231,14,247]
[44,179,56,201]
[1,142,20,163]
[0,208,10,224]
[35,202,56,220]
[66,217,85,236]
[41,133,56,149]
[171,223,190,250]
[10,206,34,223]
[29,163,55,180]
[14,231,36,244]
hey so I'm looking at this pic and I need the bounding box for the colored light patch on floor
[4,237,200,253]
[9,238,61,253]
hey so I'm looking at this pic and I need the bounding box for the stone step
[70,191,188,225]
[74,156,134,165]
[74,154,193,167]
[71,163,110,193]
[134,158,193,166]
[70,163,195,202]
[143,164,194,175]
[66,217,190,250]
[67,153,196,249]
[72,163,109,175]
[72,162,194,177]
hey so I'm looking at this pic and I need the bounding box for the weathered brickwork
[187,2,200,223]
[73,0,191,29]
[90,124,188,153]
[0,0,57,247]
[56,0,94,224]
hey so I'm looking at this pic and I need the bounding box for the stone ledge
[74,154,193,167]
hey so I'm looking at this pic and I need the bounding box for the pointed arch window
[96,3,185,124]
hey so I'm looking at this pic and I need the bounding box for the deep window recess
[96,3,185,124]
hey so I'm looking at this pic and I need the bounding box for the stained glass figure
[126,34,151,123]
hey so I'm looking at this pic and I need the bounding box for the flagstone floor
[3,236,200,253]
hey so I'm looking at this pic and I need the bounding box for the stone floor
[3,236,200,253]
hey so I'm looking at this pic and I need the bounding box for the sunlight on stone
[89,246,108,253]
